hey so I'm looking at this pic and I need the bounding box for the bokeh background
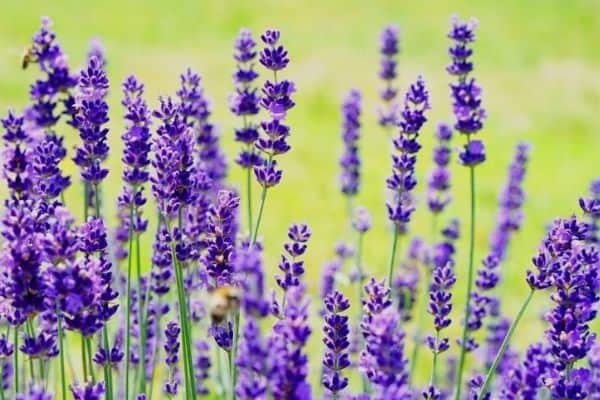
[1,0,599,392]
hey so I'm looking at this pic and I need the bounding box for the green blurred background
[1,0,599,393]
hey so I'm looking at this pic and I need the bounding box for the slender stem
[124,203,135,399]
[214,345,224,396]
[135,230,147,396]
[246,161,253,236]
[0,361,4,400]
[354,232,369,394]
[166,213,197,399]
[102,327,114,399]
[251,186,268,245]
[430,330,441,386]
[454,165,477,400]
[479,289,535,397]
[85,337,95,383]
[409,267,431,382]
[57,315,67,400]
[230,310,241,400]
[387,228,399,288]
[13,328,19,394]
[81,335,88,382]
[25,319,35,382]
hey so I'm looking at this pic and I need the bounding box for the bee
[21,46,35,70]
[208,285,241,324]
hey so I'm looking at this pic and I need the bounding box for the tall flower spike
[2,111,32,199]
[465,143,530,351]
[386,77,429,286]
[163,321,180,396]
[321,291,351,397]
[447,16,486,166]
[378,24,400,128]
[70,382,105,400]
[204,190,240,288]
[274,223,311,314]
[235,319,268,399]
[25,17,77,200]
[339,89,362,197]
[386,77,429,233]
[426,123,453,214]
[231,29,262,170]
[73,56,110,188]
[254,29,295,189]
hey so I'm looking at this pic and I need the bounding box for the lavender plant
[0,14,596,400]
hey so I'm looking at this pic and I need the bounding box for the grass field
[1,0,599,394]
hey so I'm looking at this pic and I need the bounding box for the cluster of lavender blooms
[0,14,597,400]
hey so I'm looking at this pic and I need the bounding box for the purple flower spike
[378,24,400,128]
[70,381,105,400]
[163,321,180,396]
[352,206,371,234]
[205,190,240,287]
[427,123,453,214]
[235,319,268,399]
[254,29,295,188]
[275,224,311,306]
[448,16,487,167]
[339,89,362,196]
[322,290,351,396]
[73,56,110,186]
[16,383,53,400]
[232,29,262,170]
[386,77,430,233]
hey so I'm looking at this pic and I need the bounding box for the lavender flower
[359,307,409,398]
[447,16,486,166]
[254,29,295,188]
[232,29,262,169]
[204,190,240,287]
[16,383,52,400]
[235,243,269,317]
[467,143,530,350]
[235,319,268,399]
[73,56,110,187]
[2,111,32,199]
[378,25,400,128]
[274,223,311,312]
[151,97,196,218]
[70,382,105,400]
[386,77,430,235]
[268,285,312,400]
[194,340,211,396]
[427,123,453,213]
[322,291,351,396]
[163,321,180,396]
[178,68,227,185]
[339,89,362,196]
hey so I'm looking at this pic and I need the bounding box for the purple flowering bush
[0,14,597,400]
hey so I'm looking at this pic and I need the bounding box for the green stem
[81,335,88,382]
[124,204,135,399]
[102,327,114,399]
[230,310,241,400]
[387,229,399,288]
[354,232,368,393]
[167,213,196,399]
[251,186,268,245]
[25,319,35,382]
[479,289,535,397]
[409,267,431,383]
[455,165,476,400]
[430,330,441,386]
[85,337,95,383]
[57,315,67,400]
[246,161,253,236]
[13,328,19,394]
[135,231,148,396]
